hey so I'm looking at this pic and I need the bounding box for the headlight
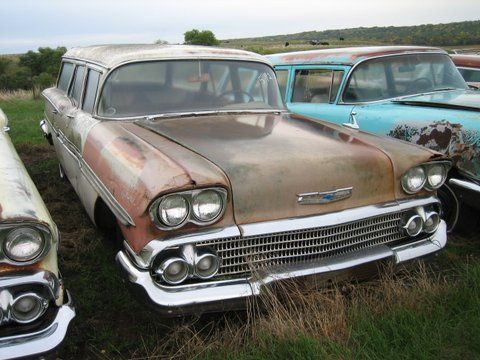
[426,163,447,189]
[3,227,45,262]
[192,190,223,222]
[158,195,189,227]
[401,166,426,194]
[151,188,227,229]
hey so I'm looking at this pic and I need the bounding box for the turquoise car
[267,46,480,231]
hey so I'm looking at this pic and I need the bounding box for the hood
[135,113,430,225]
[393,89,480,111]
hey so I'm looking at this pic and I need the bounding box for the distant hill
[225,20,480,47]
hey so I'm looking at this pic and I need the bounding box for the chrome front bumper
[0,272,75,359]
[117,220,447,316]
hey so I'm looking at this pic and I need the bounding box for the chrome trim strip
[240,196,439,237]
[43,117,135,226]
[0,271,59,301]
[116,221,446,315]
[0,291,75,360]
[449,178,480,194]
[94,109,287,122]
[41,93,61,114]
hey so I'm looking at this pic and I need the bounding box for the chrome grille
[198,210,418,280]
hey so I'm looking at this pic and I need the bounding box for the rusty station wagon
[41,45,450,315]
[0,109,74,358]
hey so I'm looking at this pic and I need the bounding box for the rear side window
[57,62,74,92]
[275,70,288,101]
[292,69,344,104]
[83,69,101,113]
[70,65,86,106]
[458,68,480,82]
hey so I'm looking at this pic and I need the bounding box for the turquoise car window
[275,70,288,101]
[344,53,468,103]
[57,62,74,93]
[98,60,285,118]
[459,68,480,82]
[292,69,344,104]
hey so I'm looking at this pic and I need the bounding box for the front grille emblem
[297,187,353,205]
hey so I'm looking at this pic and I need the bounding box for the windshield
[98,60,285,118]
[344,53,468,103]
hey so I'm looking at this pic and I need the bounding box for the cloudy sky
[0,0,479,54]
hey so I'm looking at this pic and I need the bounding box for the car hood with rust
[134,113,438,225]
[392,89,480,111]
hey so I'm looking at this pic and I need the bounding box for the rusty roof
[267,46,446,66]
[63,44,271,69]
[451,54,480,68]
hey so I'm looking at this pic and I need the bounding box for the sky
[0,0,479,54]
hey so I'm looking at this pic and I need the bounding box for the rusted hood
[136,113,428,225]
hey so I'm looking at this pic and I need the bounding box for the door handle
[66,113,75,119]
[342,111,359,130]
[52,109,58,115]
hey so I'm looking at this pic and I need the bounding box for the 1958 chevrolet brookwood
[41,45,450,315]
[267,47,480,231]
[0,109,74,358]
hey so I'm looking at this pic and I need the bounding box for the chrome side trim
[0,291,75,360]
[117,221,446,315]
[43,117,135,226]
[449,178,480,194]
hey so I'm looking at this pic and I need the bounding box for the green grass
[1,97,480,359]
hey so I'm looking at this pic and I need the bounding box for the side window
[57,62,74,92]
[292,69,342,104]
[459,68,480,82]
[69,65,86,106]
[275,70,288,101]
[82,69,101,113]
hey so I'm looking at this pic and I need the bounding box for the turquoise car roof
[267,46,445,66]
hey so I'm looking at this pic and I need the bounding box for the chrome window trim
[337,51,461,105]
[42,117,135,227]
[131,196,440,268]
[456,66,480,72]
[92,58,283,119]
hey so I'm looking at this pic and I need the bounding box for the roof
[63,44,271,69]
[451,54,480,68]
[266,46,446,66]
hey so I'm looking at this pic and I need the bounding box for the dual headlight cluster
[401,161,451,194]
[1,226,49,263]
[150,188,227,229]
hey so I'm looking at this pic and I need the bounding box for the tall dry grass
[0,89,33,101]
[119,261,454,360]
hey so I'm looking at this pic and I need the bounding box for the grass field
[1,97,479,359]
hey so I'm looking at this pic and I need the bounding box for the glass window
[344,53,468,103]
[57,62,74,92]
[82,69,101,113]
[292,69,341,104]
[70,65,86,106]
[458,68,480,82]
[275,70,288,101]
[98,60,285,118]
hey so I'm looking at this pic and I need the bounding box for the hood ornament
[297,187,353,205]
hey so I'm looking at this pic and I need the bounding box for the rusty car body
[267,47,480,231]
[41,44,450,315]
[0,109,74,359]
[451,54,480,88]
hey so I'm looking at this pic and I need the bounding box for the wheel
[437,183,460,233]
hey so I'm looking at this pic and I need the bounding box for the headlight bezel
[401,161,451,194]
[150,187,228,230]
[0,223,52,265]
